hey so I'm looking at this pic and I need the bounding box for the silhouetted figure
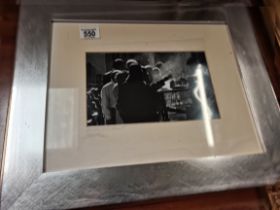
[87,88,104,125]
[117,64,160,123]
[103,58,125,86]
[150,67,162,83]
[113,71,129,123]
[142,65,153,84]
[125,59,138,70]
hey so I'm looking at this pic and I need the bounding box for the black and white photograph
[86,52,220,126]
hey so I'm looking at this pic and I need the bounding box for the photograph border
[1,1,280,209]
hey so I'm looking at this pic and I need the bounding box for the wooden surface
[260,1,280,209]
[249,6,280,104]
[0,1,277,210]
[0,2,18,176]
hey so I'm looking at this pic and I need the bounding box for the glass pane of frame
[45,23,263,172]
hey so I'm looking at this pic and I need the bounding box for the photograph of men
[86,52,220,126]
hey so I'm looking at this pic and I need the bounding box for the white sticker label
[80,25,100,39]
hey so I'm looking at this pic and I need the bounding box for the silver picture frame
[2,0,280,209]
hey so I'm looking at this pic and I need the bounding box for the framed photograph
[2,1,280,209]
[46,22,261,171]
